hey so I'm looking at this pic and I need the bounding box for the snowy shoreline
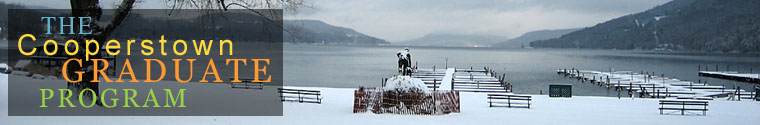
[2,74,760,124]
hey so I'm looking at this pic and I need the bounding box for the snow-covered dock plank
[699,71,760,83]
[559,69,746,98]
[437,68,455,91]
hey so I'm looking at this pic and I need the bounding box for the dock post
[501,73,507,82]
[755,86,759,101]
[451,77,454,90]
[629,82,632,95]
[652,89,660,98]
[645,72,649,83]
[433,79,437,91]
[606,76,610,87]
[382,78,386,87]
[630,82,634,99]
[737,86,741,101]
[690,82,693,91]
[666,88,669,97]
[445,58,448,69]
[698,65,701,71]
[722,84,725,93]
[652,84,656,97]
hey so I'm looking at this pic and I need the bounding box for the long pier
[698,71,760,83]
[411,67,512,93]
[558,69,756,100]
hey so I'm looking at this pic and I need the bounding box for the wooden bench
[278,88,322,104]
[228,77,263,89]
[487,94,531,108]
[659,100,708,115]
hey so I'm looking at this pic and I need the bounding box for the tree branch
[95,0,136,42]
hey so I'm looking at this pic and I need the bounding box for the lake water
[3,44,759,96]
[284,44,760,96]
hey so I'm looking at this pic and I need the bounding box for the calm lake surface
[2,44,758,96]
[284,44,760,96]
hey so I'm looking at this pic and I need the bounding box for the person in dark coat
[397,48,412,75]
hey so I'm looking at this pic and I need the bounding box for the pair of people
[397,48,413,76]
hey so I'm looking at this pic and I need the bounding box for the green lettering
[40,89,54,107]
[143,89,160,107]
[78,88,97,108]
[164,89,186,107]
[101,88,118,108]
[58,89,75,107]
[122,89,139,107]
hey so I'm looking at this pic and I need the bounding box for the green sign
[549,84,572,97]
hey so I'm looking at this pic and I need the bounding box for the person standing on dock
[397,47,413,76]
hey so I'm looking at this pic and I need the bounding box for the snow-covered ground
[1,74,759,124]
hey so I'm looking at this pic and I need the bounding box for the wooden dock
[557,68,756,100]
[411,67,512,93]
[698,71,760,83]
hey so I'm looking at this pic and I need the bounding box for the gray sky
[6,0,671,42]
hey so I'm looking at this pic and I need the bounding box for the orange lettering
[90,59,112,82]
[144,59,166,82]
[251,59,271,82]
[225,59,247,83]
[116,59,138,82]
[200,59,223,82]
[173,59,195,83]
[61,58,84,82]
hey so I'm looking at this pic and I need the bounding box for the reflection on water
[284,45,760,96]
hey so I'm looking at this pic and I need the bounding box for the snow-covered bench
[279,88,322,104]
[659,100,708,115]
[228,77,264,89]
[487,94,531,108]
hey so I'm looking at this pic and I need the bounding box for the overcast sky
[6,0,671,42]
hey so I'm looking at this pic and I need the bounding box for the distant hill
[531,0,760,52]
[0,2,387,45]
[284,20,389,45]
[492,28,580,48]
[396,33,507,47]
[0,2,27,39]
